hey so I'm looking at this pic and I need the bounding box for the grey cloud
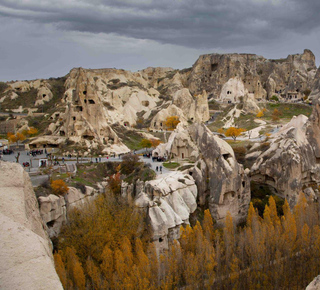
[0,0,319,50]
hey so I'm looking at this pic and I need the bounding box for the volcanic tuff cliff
[188,49,316,101]
[0,161,63,289]
[153,123,250,224]
[0,49,317,152]
[249,67,320,207]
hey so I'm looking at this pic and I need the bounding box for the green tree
[140,139,152,151]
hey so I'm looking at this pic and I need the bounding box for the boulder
[187,123,250,224]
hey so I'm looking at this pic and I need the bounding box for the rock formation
[250,113,320,207]
[150,88,210,129]
[306,275,320,290]
[188,49,316,102]
[1,49,317,154]
[153,123,250,224]
[38,185,97,237]
[122,171,197,252]
[0,161,63,289]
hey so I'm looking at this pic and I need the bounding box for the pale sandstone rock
[251,114,320,207]
[0,161,63,290]
[188,49,315,101]
[219,77,246,102]
[306,275,320,290]
[151,88,209,129]
[38,186,97,237]
[153,123,250,224]
[122,172,197,251]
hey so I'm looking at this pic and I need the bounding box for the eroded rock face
[153,123,250,224]
[188,49,316,102]
[122,172,197,252]
[0,161,63,289]
[250,114,320,207]
[38,186,97,237]
[151,88,210,129]
[187,124,250,224]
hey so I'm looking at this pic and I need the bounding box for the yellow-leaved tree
[225,127,246,140]
[51,179,69,196]
[256,110,264,118]
[165,116,180,130]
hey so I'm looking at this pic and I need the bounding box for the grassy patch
[178,164,194,171]
[163,162,180,169]
[262,103,312,121]
[111,124,144,150]
[226,139,252,148]
[234,114,257,130]
[208,100,222,110]
[1,88,38,110]
[0,82,9,95]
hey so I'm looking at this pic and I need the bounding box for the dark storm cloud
[1,0,320,50]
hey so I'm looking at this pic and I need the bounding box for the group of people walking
[155,165,162,173]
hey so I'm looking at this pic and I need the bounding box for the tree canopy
[225,127,246,140]
[165,116,180,130]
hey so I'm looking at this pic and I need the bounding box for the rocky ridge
[1,50,317,153]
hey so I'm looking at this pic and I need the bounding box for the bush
[233,146,247,164]
[108,172,121,195]
[271,95,279,102]
[120,154,141,175]
[51,179,69,196]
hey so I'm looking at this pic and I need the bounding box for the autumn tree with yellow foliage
[256,110,264,118]
[51,179,69,196]
[225,127,246,140]
[165,116,180,130]
[54,189,320,289]
[7,132,26,144]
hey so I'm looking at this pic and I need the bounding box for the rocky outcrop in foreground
[38,186,98,237]
[0,161,63,289]
[306,275,320,290]
[122,171,197,252]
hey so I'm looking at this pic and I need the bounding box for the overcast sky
[0,0,319,82]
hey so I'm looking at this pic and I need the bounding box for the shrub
[271,95,279,102]
[256,111,264,118]
[108,172,121,195]
[51,179,69,196]
[120,154,141,175]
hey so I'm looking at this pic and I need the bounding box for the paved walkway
[1,150,171,186]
